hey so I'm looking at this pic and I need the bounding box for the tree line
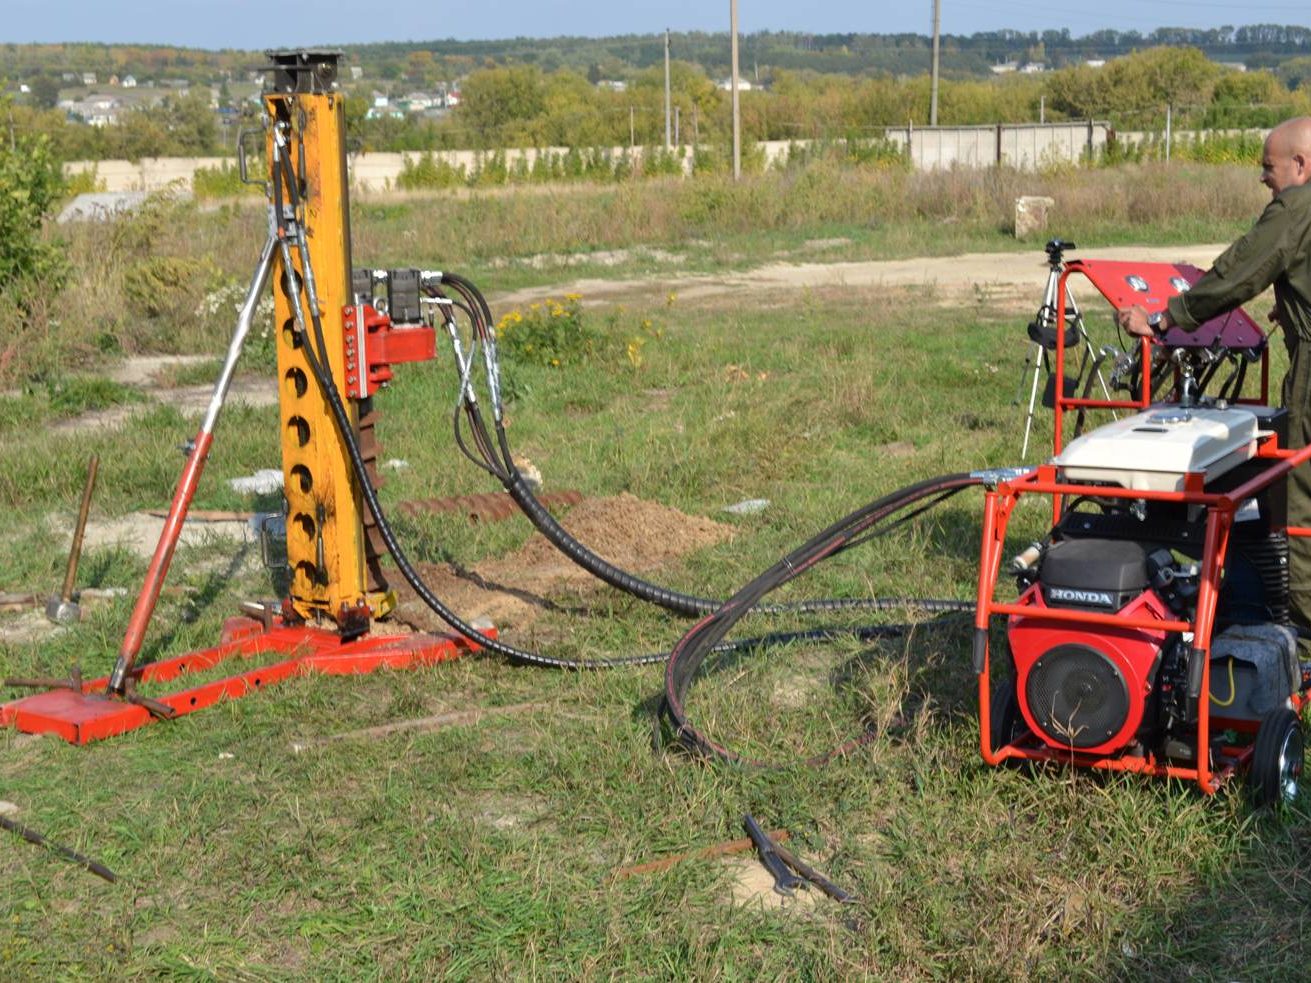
[6,25,1311,90]
[7,46,1311,162]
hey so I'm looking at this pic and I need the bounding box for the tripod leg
[1018,267,1065,459]
[1021,343,1045,460]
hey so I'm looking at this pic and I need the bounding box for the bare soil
[492,242,1230,313]
[391,492,734,633]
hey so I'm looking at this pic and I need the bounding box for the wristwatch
[1146,310,1166,334]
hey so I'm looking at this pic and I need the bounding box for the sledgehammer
[46,454,99,625]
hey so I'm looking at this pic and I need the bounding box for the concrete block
[1015,195,1055,239]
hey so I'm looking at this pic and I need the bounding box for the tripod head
[1045,238,1076,269]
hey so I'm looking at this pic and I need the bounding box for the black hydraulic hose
[274,141,976,669]
[294,303,665,669]
[270,195,971,673]
[662,472,984,768]
[433,271,973,621]
[301,299,963,668]
[503,470,971,618]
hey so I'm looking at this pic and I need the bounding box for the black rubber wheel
[989,677,1026,753]
[1249,706,1304,808]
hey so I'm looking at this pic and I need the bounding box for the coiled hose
[662,472,984,767]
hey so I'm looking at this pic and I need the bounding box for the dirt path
[492,243,1231,311]
[49,243,1232,439]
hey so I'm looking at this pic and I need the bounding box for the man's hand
[1117,304,1161,339]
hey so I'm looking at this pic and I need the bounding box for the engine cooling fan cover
[1008,585,1169,756]
[1024,643,1130,750]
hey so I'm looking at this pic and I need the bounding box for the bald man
[1118,116,1311,637]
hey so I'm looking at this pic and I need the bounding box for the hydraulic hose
[661,472,985,767]
[431,272,973,621]
[272,125,975,673]
[270,138,651,669]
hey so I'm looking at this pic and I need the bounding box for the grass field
[2,162,1310,979]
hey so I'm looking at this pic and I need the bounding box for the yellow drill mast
[264,51,392,631]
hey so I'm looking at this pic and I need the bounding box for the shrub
[495,294,597,367]
[0,133,68,293]
[470,150,509,186]
[63,167,105,195]
[396,152,466,190]
[193,161,261,198]
[122,255,219,320]
[495,294,664,377]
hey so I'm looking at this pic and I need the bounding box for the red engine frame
[978,259,1309,793]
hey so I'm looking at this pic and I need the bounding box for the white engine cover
[1054,406,1259,491]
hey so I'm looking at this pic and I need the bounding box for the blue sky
[5,0,1308,49]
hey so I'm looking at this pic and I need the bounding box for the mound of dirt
[391,493,734,633]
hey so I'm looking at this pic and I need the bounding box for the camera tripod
[1015,239,1117,459]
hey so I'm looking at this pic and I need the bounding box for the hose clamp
[969,467,1032,491]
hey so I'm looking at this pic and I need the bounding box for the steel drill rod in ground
[771,839,858,904]
[60,454,99,602]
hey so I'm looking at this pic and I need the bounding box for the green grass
[2,176,1310,976]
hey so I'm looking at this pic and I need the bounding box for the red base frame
[0,616,487,745]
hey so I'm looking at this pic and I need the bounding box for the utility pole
[929,0,941,127]
[630,105,635,148]
[730,0,741,179]
[664,29,672,151]
[675,106,680,148]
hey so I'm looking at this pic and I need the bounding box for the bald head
[1262,117,1311,197]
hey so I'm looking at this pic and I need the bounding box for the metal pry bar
[105,232,278,696]
[743,813,802,896]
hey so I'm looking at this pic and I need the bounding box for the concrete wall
[65,156,231,191]
[62,123,1117,194]
[883,122,1110,171]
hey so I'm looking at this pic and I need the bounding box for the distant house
[81,72,97,85]
[108,74,119,86]
[715,78,753,91]
[990,62,1018,75]
[67,94,122,126]
[597,79,627,92]
[366,94,403,120]
[62,72,77,83]
[349,65,363,80]
[122,75,137,88]
[1018,62,1047,74]
[402,92,434,111]
[1217,62,1248,72]
[1085,59,1106,69]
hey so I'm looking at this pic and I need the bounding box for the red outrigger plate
[0,617,487,745]
[1067,259,1266,349]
